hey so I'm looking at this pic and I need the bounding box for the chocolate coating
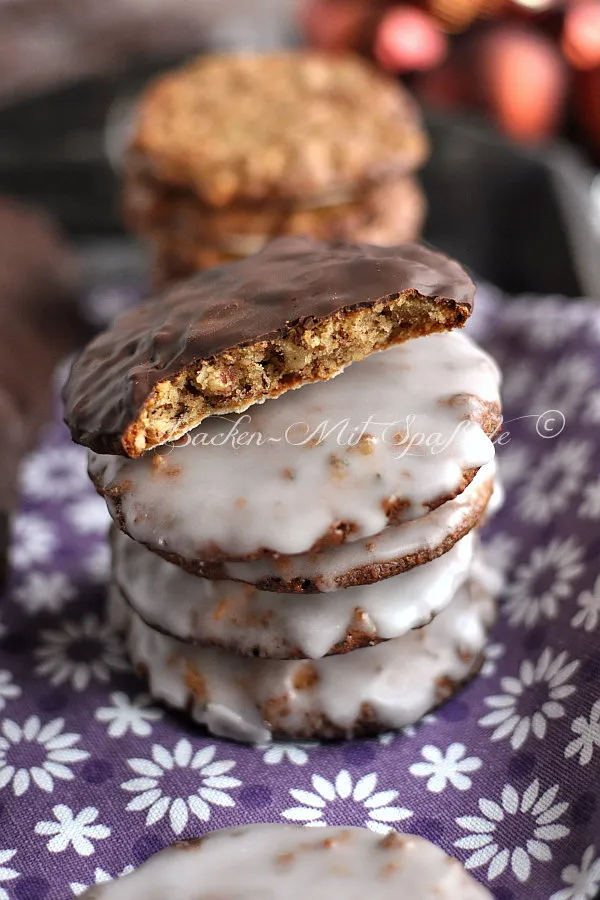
[63,237,475,456]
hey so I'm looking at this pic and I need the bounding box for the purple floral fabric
[1,285,600,900]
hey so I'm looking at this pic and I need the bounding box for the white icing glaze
[113,528,475,659]
[90,331,500,559]
[81,824,492,900]
[110,577,495,744]
[223,461,494,590]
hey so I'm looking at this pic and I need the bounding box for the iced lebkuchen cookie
[112,528,476,659]
[109,578,496,743]
[88,331,501,561]
[79,825,492,900]
[200,462,495,591]
[124,52,428,210]
[64,238,477,457]
[143,176,427,282]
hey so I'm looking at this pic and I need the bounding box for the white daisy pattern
[571,577,600,631]
[578,476,600,519]
[409,743,482,793]
[482,642,506,678]
[504,537,584,627]
[0,849,18,900]
[399,714,437,740]
[121,740,241,835]
[496,443,531,490]
[534,355,596,415]
[70,865,134,896]
[66,496,111,534]
[84,542,111,583]
[517,440,591,525]
[583,388,600,424]
[526,307,581,349]
[282,770,412,834]
[9,513,57,570]
[565,699,600,766]
[479,648,579,749]
[0,716,89,796]
[502,359,536,405]
[14,571,75,615]
[35,614,128,691]
[259,743,314,766]
[549,845,600,900]
[95,692,163,738]
[0,671,20,711]
[4,289,600,895]
[455,779,570,883]
[35,805,110,856]
[20,445,88,501]
[480,533,519,578]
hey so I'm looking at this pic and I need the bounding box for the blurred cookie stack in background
[123,52,429,283]
[64,237,503,744]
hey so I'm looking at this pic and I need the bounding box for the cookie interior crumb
[125,293,468,456]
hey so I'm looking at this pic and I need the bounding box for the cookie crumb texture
[131,291,468,456]
[80,824,492,899]
[64,238,475,458]
[126,52,429,207]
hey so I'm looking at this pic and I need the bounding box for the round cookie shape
[79,825,492,900]
[113,529,476,659]
[109,577,496,744]
[209,461,494,591]
[126,52,429,207]
[64,237,477,458]
[89,331,501,561]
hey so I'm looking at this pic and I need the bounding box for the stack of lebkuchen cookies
[63,237,502,744]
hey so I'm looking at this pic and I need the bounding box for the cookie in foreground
[63,237,476,457]
[79,824,492,899]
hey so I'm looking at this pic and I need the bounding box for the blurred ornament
[299,0,600,154]
[375,5,448,69]
[478,25,567,140]
[562,0,600,69]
